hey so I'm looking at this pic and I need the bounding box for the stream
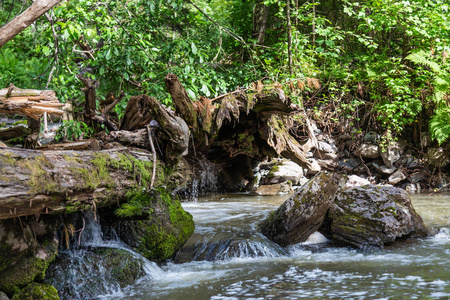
[53,193,450,299]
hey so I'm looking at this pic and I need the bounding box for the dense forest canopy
[1,0,449,144]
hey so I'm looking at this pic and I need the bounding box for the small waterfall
[183,157,220,201]
[45,210,164,300]
[175,231,287,263]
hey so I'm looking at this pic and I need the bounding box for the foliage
[55,120,93,142]
[1,0,450,147]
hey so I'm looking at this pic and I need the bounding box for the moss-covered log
[0,147,166,220]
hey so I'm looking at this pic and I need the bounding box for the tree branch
[0,0,63,48]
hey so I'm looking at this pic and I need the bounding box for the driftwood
[36,139,101,151]
[0,147,160,220]
[0,86,64,119]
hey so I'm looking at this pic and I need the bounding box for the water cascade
[45,211,164,299]
[46,193,449,300]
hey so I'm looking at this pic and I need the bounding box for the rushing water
[91,192,450,300]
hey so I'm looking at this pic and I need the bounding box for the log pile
[0,85,65,119]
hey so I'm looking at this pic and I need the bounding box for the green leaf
[191,42,198,55]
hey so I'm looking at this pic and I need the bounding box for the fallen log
[0,147,165,220]
[0,125,30,141]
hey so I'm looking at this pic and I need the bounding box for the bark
[0,147,160,220]
[165,73,198,132]
[0,0,63,48]
[120,95,154,131]
[115,94,190,165]
[110,129,149,148]
[36,139,101,151]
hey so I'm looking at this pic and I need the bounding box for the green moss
[116,188,195,262]
[11,283,59,300]
[16,155,59,195]
[0,246,58,296]
[0,152,18,167]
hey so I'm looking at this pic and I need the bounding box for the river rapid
[93,192,450,300]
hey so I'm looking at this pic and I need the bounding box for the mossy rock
[107,188,195,262]
[0,216,58,296]
[330,185,430,248]
[11,283,59,300]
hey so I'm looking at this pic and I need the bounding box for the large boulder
[259,173,340,247]
[329,185,429,249]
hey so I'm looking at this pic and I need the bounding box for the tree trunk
[76,74,99,122]
[0,0,63,48]
[0,147,162,220]
[120,95,154,131]
[286,0,293,74]
[253,0,270,44]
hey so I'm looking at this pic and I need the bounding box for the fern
[406,50,450,144]
[429,109,450,145]
[405,50,441,73]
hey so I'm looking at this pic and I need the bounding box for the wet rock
[0,216,59,295]
[409,172,424,183]
[363,132,379,144]
[317,141,337,154]
[407,158,421,169]
[45,247,147,300]
[373,163,396,175]
[266,159,303,185]
[405,183,421,193]
[175,233,287,263]
[259,173,340,247]
[338,158,361,170]
[307,159,321,175]
[420,132,432,149]
[388,170,407,185]
[256,182,293,195]
[329,185,429,249]
[11,283,58,300]
[357,143,380,159]
[345,175,371,187]
[426,147,450,167]
[0,291,9,300]
[317,159,338,171]
[380,140,407,168]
